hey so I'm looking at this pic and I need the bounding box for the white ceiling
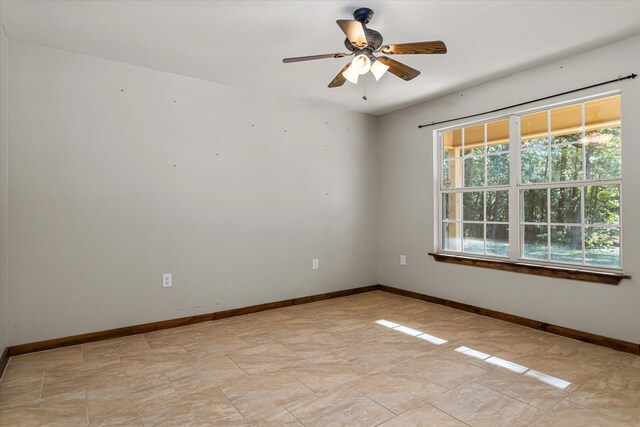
[1,1,639,115]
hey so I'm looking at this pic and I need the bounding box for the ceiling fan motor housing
[353,7,374,24]
[344,8,383,51]
[344,28,383,51]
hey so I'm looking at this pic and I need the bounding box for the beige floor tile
[183,332,250,353]
[42,359,126,399]
[474,367,569,410]
[0,388,87,426]
[511,353,602,389]
[243,408,303,426]
[0,370,43,410]
[82,335,151,364]
[337,339,427,372]
[166,346,247,381]
[167,357,247,391]
[236,323,299,346]
[285,386,395,427]
[567,365,640,424]
[143,325,206,349]
[3,291,640,425]
[278,330,354,355]
[227,343,304,374]
[136,385,243,426]
[5,347,84,380]
[378,402,467,426]
[120,346,193,377]
[530,398,633,426]
[284,354,367,392]
[218,371,312,418]
[86,373,176,422]
[397,353,489,389]
[428,382,539,427]
[347,366,447,415]
[89,415,143,426]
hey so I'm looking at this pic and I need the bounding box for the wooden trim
[7,285,378,357]
[378,284,640,356]
[0,347,9,379]
[428,252,631,285]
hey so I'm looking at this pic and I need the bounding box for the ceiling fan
[282,7,447,88]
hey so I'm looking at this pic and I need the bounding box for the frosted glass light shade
[370,60,389,80]
[351,54,371,75]
[342,64,359,84]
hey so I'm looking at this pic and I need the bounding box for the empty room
[0,0,639,425]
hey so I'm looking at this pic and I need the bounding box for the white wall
[6,40,379,346]
[5,34,640,348]
[377,36,640,343]
[0,23,9,353]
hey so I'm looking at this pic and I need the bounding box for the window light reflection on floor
[455,345,571,389]
[375,319,448,345]
[374,320,570,390]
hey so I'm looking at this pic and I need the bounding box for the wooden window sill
[427,253,631,285]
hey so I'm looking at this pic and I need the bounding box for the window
[437,94,622,270]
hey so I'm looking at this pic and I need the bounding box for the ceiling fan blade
[377,57,421,81]
[328,63,352,88]
[283,53,349,63]
[381,41,447,55]
[336,20,368,47]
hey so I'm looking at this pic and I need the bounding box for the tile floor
[1,290,639,426]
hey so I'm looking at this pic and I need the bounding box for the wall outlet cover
[162,273,172,287]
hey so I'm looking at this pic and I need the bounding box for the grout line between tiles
[38,370,44,400]
[84,386,89,424]
[216,384,246,420]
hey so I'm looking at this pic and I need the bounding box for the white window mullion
[509,115,519,260]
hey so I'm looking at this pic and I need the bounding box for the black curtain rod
[417,73,637,129]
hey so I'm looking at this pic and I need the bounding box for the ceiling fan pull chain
[362,79,368,101]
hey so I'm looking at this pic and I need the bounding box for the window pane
[486,224,509,257]
[443,223,461,252]
[550,187,581,224]
[521,111,547,147]
[487,153,509,186]
[463,192,484,221]
[443,192,462,221]
[487,119,509,152]
[443,128,462,159]
[463,223,484,254]
[551,144,583,182]
[585,185,619,224]
[521,148,548,183]
[551,104,582,144]
[522,189,547,223]
[585,226,620,267]
[464,124,484,156]
[585,128,621,180]
[464,156,485,187]
[550,225,582,263]
[443,159,462,189]
[585,95,620,133]
[486,190,508,222]
[523,225,547,260]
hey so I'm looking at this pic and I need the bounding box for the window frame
[434,91,623,272]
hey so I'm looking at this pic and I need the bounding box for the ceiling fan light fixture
[342,64,359,84]
[370,59,389,80]
[351,54,371,75]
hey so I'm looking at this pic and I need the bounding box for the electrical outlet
[400,255,407,265]
[162,273,172,288]
[312,258,319,270]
